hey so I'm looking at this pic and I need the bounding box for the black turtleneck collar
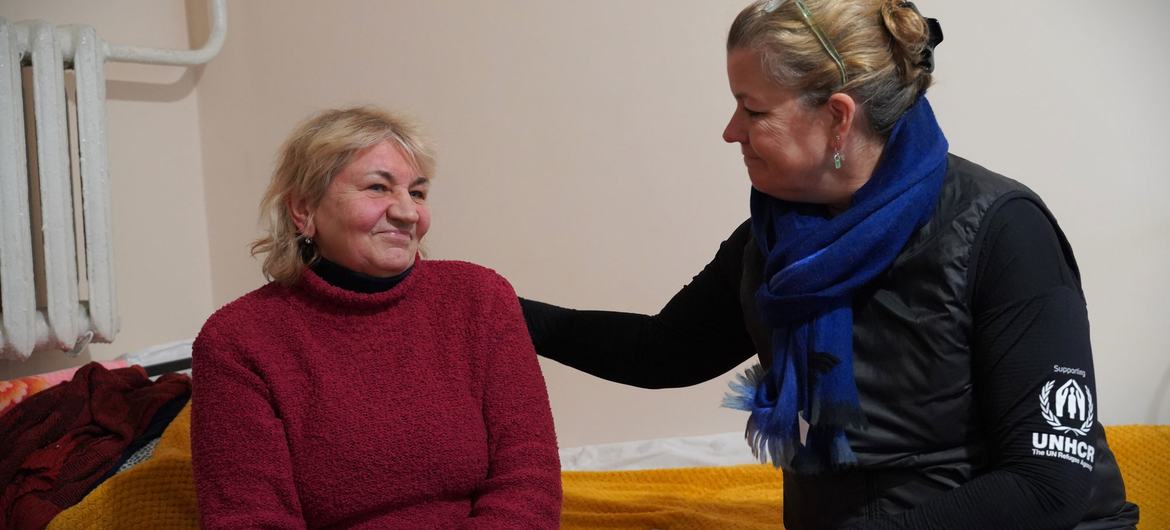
[310,257,412,294]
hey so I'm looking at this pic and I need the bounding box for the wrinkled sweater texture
[191,259,561,529]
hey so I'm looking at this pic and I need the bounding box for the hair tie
[899,1,943,73]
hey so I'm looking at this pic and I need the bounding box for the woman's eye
[367,184,387,192]
[410,190,427,200]
[744,107,765,118]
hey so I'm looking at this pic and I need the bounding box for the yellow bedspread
[562,464,782,529]
[47,403,1168,529]
[1107,424,1170,530]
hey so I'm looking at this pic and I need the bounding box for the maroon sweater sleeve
[191,319,306,529]
[461,274,563,529]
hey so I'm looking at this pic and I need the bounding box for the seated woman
[191,106,561,529]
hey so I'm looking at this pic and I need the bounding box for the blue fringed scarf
[723,97,949,473]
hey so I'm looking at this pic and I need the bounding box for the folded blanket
[562,464,783,529]
[48,400,197,530]
[0,363,190,530]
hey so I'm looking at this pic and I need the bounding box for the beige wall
[195,0,760,447]
[0,0,214,379]
[2,1,1167,446]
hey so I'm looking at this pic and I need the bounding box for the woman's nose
[723,113,743,144]
[387,189,419,222]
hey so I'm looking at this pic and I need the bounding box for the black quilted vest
[739,155,1136,528]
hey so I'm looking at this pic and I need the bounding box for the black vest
[739,155,1136,528]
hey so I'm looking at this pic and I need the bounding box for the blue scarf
[723,97,948,473]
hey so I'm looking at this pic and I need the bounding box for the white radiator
[0,1,225,360]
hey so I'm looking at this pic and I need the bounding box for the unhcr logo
[1031,376,1097,470]
[1040,379,1093,436]
[1031,432,1095,470]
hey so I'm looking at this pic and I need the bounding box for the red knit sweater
[191,260,561,529]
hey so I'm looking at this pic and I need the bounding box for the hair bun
[880,1,941,83]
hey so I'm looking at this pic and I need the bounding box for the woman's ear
[289,195,314,237]
[825,92,858,139]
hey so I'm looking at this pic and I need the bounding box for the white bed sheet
[559,431,758,471]
[121,339,193,367]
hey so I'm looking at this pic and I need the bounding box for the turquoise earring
[833,135,844,170]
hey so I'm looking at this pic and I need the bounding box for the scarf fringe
[721,363,793,468]
[721,363,769,413]
[724,364,864,471]
[790,427,859,473]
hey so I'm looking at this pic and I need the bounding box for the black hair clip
[900,1,944,73]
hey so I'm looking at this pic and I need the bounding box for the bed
[2,342,1167,530]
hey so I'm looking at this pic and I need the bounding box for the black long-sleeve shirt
[523,198,1121,528]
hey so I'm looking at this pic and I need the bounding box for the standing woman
[522,1,1138,528]
[192,106,561,529]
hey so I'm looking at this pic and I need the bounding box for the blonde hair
[251,106,435,285]
[728,0,935,136]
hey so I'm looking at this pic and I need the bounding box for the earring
[832,135,844,170]
[303,236,313,246]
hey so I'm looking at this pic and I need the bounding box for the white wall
[0,0,215,379]
[2,0,1165,445]
[193,0,1170,447]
